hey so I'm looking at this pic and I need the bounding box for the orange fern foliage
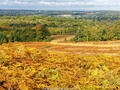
[0,43,120,90]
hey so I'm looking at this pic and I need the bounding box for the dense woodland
[0,10,120,43]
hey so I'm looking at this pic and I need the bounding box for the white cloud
[0,0,120,10]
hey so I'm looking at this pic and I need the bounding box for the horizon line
[0,8,120,11]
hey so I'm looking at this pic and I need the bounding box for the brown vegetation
[0,43,120,89]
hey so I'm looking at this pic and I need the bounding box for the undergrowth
[0,43,120,90]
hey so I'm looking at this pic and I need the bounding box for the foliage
[0,23,51,44]
[0,15,120,43]
[0,43,120,89]
[73,21,120,42]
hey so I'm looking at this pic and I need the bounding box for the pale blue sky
[0,0,120,10]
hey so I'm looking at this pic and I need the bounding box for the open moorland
[0,10,120,90]
[0,39,120,90]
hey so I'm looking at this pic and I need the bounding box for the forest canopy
[0,11,120,43]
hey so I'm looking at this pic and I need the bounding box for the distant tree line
[0,15,120,43]
[72,21,120,42]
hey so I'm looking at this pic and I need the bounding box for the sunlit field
[0,10,120,90]
[0,40,120,89]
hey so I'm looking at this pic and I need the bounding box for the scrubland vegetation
[0,43,120,89]
[0,10,120,90]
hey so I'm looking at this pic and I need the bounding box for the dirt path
[51,35,74,43]
[51,41,120,47]
[51,35,120,48]
[47,35,120,56]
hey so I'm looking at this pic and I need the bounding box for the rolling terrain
[0,38,120,90]
[0,10,120,89]
[20,35,120,56]
[0,35,120,90]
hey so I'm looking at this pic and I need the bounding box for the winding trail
[50,35,120,48]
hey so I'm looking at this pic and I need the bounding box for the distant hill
[0,9,39,16]
[0,9,120,20]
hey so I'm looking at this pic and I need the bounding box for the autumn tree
[35,24,51,41]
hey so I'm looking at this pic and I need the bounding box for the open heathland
[0,42,120,90]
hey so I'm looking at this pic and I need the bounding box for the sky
[0,0,120,10]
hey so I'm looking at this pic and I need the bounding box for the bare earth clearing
[19,35,120,56]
